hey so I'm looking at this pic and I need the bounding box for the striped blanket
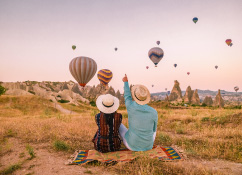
[67,146,183,165]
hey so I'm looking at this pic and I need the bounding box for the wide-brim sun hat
[96,94,120,114]
[131,84,150,105]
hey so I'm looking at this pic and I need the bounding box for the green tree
[0,85,6,96]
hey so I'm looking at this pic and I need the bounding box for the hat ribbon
[102,102,114,108]
[134,92,146,101]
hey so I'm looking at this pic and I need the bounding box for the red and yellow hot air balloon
[225,39,232,46]
[69,56,97,87]
[97,69,113,86]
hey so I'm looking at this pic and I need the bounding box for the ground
[1,96,242,175]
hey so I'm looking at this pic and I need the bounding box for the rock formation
[183,86,193,103]
[71,83,82,95]
[214,89,224,108]
[61,82,69,91]
[168,80,182,101]
[191,89,200,105]
[115,90,121,100]
[5,89,33,96]
[1,81,123,105]
[202,96,213,106]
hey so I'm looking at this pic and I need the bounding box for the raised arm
[123,74,132,107]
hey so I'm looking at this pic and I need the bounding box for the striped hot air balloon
[97,69,113,86]
[148,47,164,67]
[69,56,97,87]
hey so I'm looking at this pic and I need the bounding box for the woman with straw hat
[119,74,158,151]
[92,94,122,153]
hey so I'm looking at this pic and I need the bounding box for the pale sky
[1,0,242,93]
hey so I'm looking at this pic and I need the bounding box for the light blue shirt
[124,82,158,151]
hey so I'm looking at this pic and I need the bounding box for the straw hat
[131,84,150,105]
[96,94,120,114]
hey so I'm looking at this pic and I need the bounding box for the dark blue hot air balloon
[193,17,198,24]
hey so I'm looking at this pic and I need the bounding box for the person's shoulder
[96,112,101,118]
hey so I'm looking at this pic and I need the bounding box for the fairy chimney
[202,96,213,106]
[71,83,82,95]
[115,90,121,100]
[183,86,193,103]
[61,82,69,91]
[191,89,200,105]
[168,80,182,101]
[214,89,224,108]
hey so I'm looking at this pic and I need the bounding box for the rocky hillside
[1,81,123,106]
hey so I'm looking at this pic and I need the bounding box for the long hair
[101,112,115,125]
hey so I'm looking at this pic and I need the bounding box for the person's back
[125,103,157,151]
[119,74,158,151]
[93,112,122,153]
[92,94,122,153]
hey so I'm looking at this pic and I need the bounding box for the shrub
[53,140,69,151]
[28,90,35,95]
[0,163,22,175]
[90,100,96,107]
[201,117,210,122]
[0,85,6,96]
[26,144,36,160]
[58,99,70,103]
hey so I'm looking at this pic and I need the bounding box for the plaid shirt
[92,112,122,153]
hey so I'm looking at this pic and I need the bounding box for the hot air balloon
[167,91,170,95]
[152,85,154,87]
[69,56,97,87]
[97,69,113,86]
[148,47,164,67]
[115,47,118,51]
[215,65,218,69]
[230,43,233,47]
[234,86,239,92]
[146,66,149,69]
[156,41,160,45]
[225,39,232,46]
[193,17,198,24]
[165,88,167,91]
[72,45,76,50]
[174,64,177,68]
[187,72,190,75]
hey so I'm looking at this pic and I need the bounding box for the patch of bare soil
[0,138,112,175]
[173,158,242,175]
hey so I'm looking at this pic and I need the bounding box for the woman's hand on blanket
[122,74,128,82]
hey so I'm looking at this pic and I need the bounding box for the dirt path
[52,103,78,115]
[0,138,112,175]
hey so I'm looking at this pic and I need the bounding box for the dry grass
[1,95,242,174]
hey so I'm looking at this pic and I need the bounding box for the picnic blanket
[67,146,183,165]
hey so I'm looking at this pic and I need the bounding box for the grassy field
[0,95,242,175]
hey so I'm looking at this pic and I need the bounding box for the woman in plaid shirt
[92,94,122,153]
